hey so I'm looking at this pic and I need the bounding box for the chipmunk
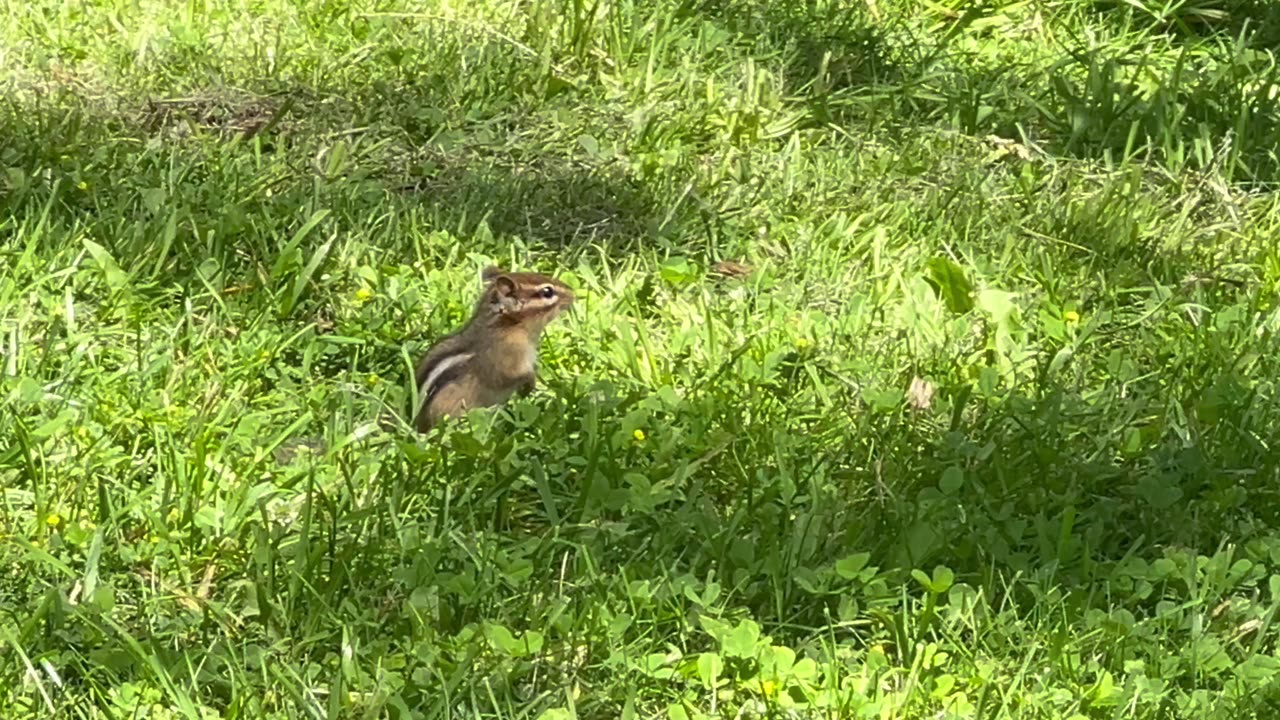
[413,266,575,432]
[272,266,573,464]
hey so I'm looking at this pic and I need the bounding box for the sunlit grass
[2,0,1280,718]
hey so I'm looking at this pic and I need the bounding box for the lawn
[3,0,1280,717]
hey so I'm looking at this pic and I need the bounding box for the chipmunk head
[478,266,575,332]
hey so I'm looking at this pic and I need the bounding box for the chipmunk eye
[539,285,556,299]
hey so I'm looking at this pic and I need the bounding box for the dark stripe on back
[423,359,469,406]
[414,333,462,388]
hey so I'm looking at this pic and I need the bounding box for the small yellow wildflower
[365,373,380,387]
[355,287,374,304]
[633,429,646,442]
[45,513,63,529]
[1064,310,1081,324]
[758,679,779,698]
[794,337,811,350]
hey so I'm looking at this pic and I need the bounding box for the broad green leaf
[92,584,116,613]
[484,623,519,656]
[911,569,932,591]
[192,506,219,531]
[82,238,129,291]
[520,630,545,656]
[702,582,722,606]
[939,466,964,494]
[931,566,955,593]
[835,552,871,580]
[577,134,600,157]
[862,385,905,412]
[761,645,795,678]
[141,187,166,213]
[904,521,941,566]
[1151,558,1177,578]
[698,615,731,644]
[641,653,670,674]
[31,409,75,440]
[976,288,1018,324]
[15,377,42,404]
[1088,670,1121,706]
[695,653,722,688]
[1135,476,1182,510]
[1121,427,1143,456]
[925,256,975,314]
[609,613,633,639]
[722,619,760,658]
[1235,654,1280,684]
[659,256,696,285]
[792,657,817,681]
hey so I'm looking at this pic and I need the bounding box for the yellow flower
[355,287,374,304]
[633,429,646,442]
[45,513,63,529]
[758,679,778,697]
[794,337,811,350]
[1064,310,1080,324]
[77,181,89,190]
[366,373,380,387]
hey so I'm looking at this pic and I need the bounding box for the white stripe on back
[417,352,473,412]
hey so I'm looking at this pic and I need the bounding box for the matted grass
[2,0,1280,718]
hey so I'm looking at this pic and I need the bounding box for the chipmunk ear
[491,275,517,297]
[481,266,518,307]
[486,273,520,313]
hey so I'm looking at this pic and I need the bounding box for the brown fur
[413,267,574,432]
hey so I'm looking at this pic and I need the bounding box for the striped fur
[412,266,574,433]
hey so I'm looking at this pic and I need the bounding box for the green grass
[3,0,1280,717]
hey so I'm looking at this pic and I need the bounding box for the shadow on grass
[205,351,1275,719]
[362,309,1277,633]
[676,0,906,91]
[0,86,675,287]
[1086,0,1280,49]
[680,0,1280,183]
